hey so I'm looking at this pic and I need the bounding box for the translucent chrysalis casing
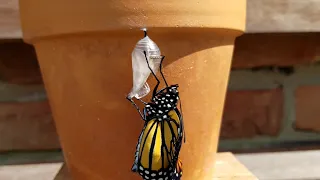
[127,28,162,99]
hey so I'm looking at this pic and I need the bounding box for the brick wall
[0,40,60,152]
[220,65,320,151]
[219,33,320,152]
[1,33,320,153]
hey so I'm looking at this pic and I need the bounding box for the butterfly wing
[134,112,183,179]
[132,122,147,172]
[168,109,184,179]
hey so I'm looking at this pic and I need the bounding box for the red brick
[220,89,283,139]
[0,41,43,85]
[0,101,60,151]
[232,33,320,68]
[295,86,320,132]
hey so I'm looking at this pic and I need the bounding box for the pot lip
[19,0,247,44]
[22,27,244,44]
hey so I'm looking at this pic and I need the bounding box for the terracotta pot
[19,0,246,179]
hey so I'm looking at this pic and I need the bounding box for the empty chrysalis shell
[127,28,162,99]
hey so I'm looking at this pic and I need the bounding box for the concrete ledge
[3,150,320,180]
[1,0,320,39]
[237,150,320,180]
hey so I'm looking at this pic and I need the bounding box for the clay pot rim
[19,0,247,44]
[23,27,244,44]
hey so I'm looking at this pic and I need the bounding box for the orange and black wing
[133,109,183,179]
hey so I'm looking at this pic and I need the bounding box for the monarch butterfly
[127,51,185,180]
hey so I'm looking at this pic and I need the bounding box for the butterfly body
[132,85,184,180]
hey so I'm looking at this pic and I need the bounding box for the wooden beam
[0,0,22,39]
[247,0,320,33]
[232,33,320,68]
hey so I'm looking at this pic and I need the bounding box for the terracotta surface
[19,0,245,42]
[52,153,258,180]
[55,164,71,180]
[33,32,236,180]
[19,0,246,179]
[6,0,320,39]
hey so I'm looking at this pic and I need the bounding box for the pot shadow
[138,27,237,68]
[109,27,238,60]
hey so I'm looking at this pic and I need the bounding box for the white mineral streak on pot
[127,28,162,99]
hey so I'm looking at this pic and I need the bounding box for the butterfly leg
[126,96,145,120]
[143,51,160,98]
[137,98,148,105]
[159,56,169,87]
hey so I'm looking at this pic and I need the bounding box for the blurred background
[1,0,320,179]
